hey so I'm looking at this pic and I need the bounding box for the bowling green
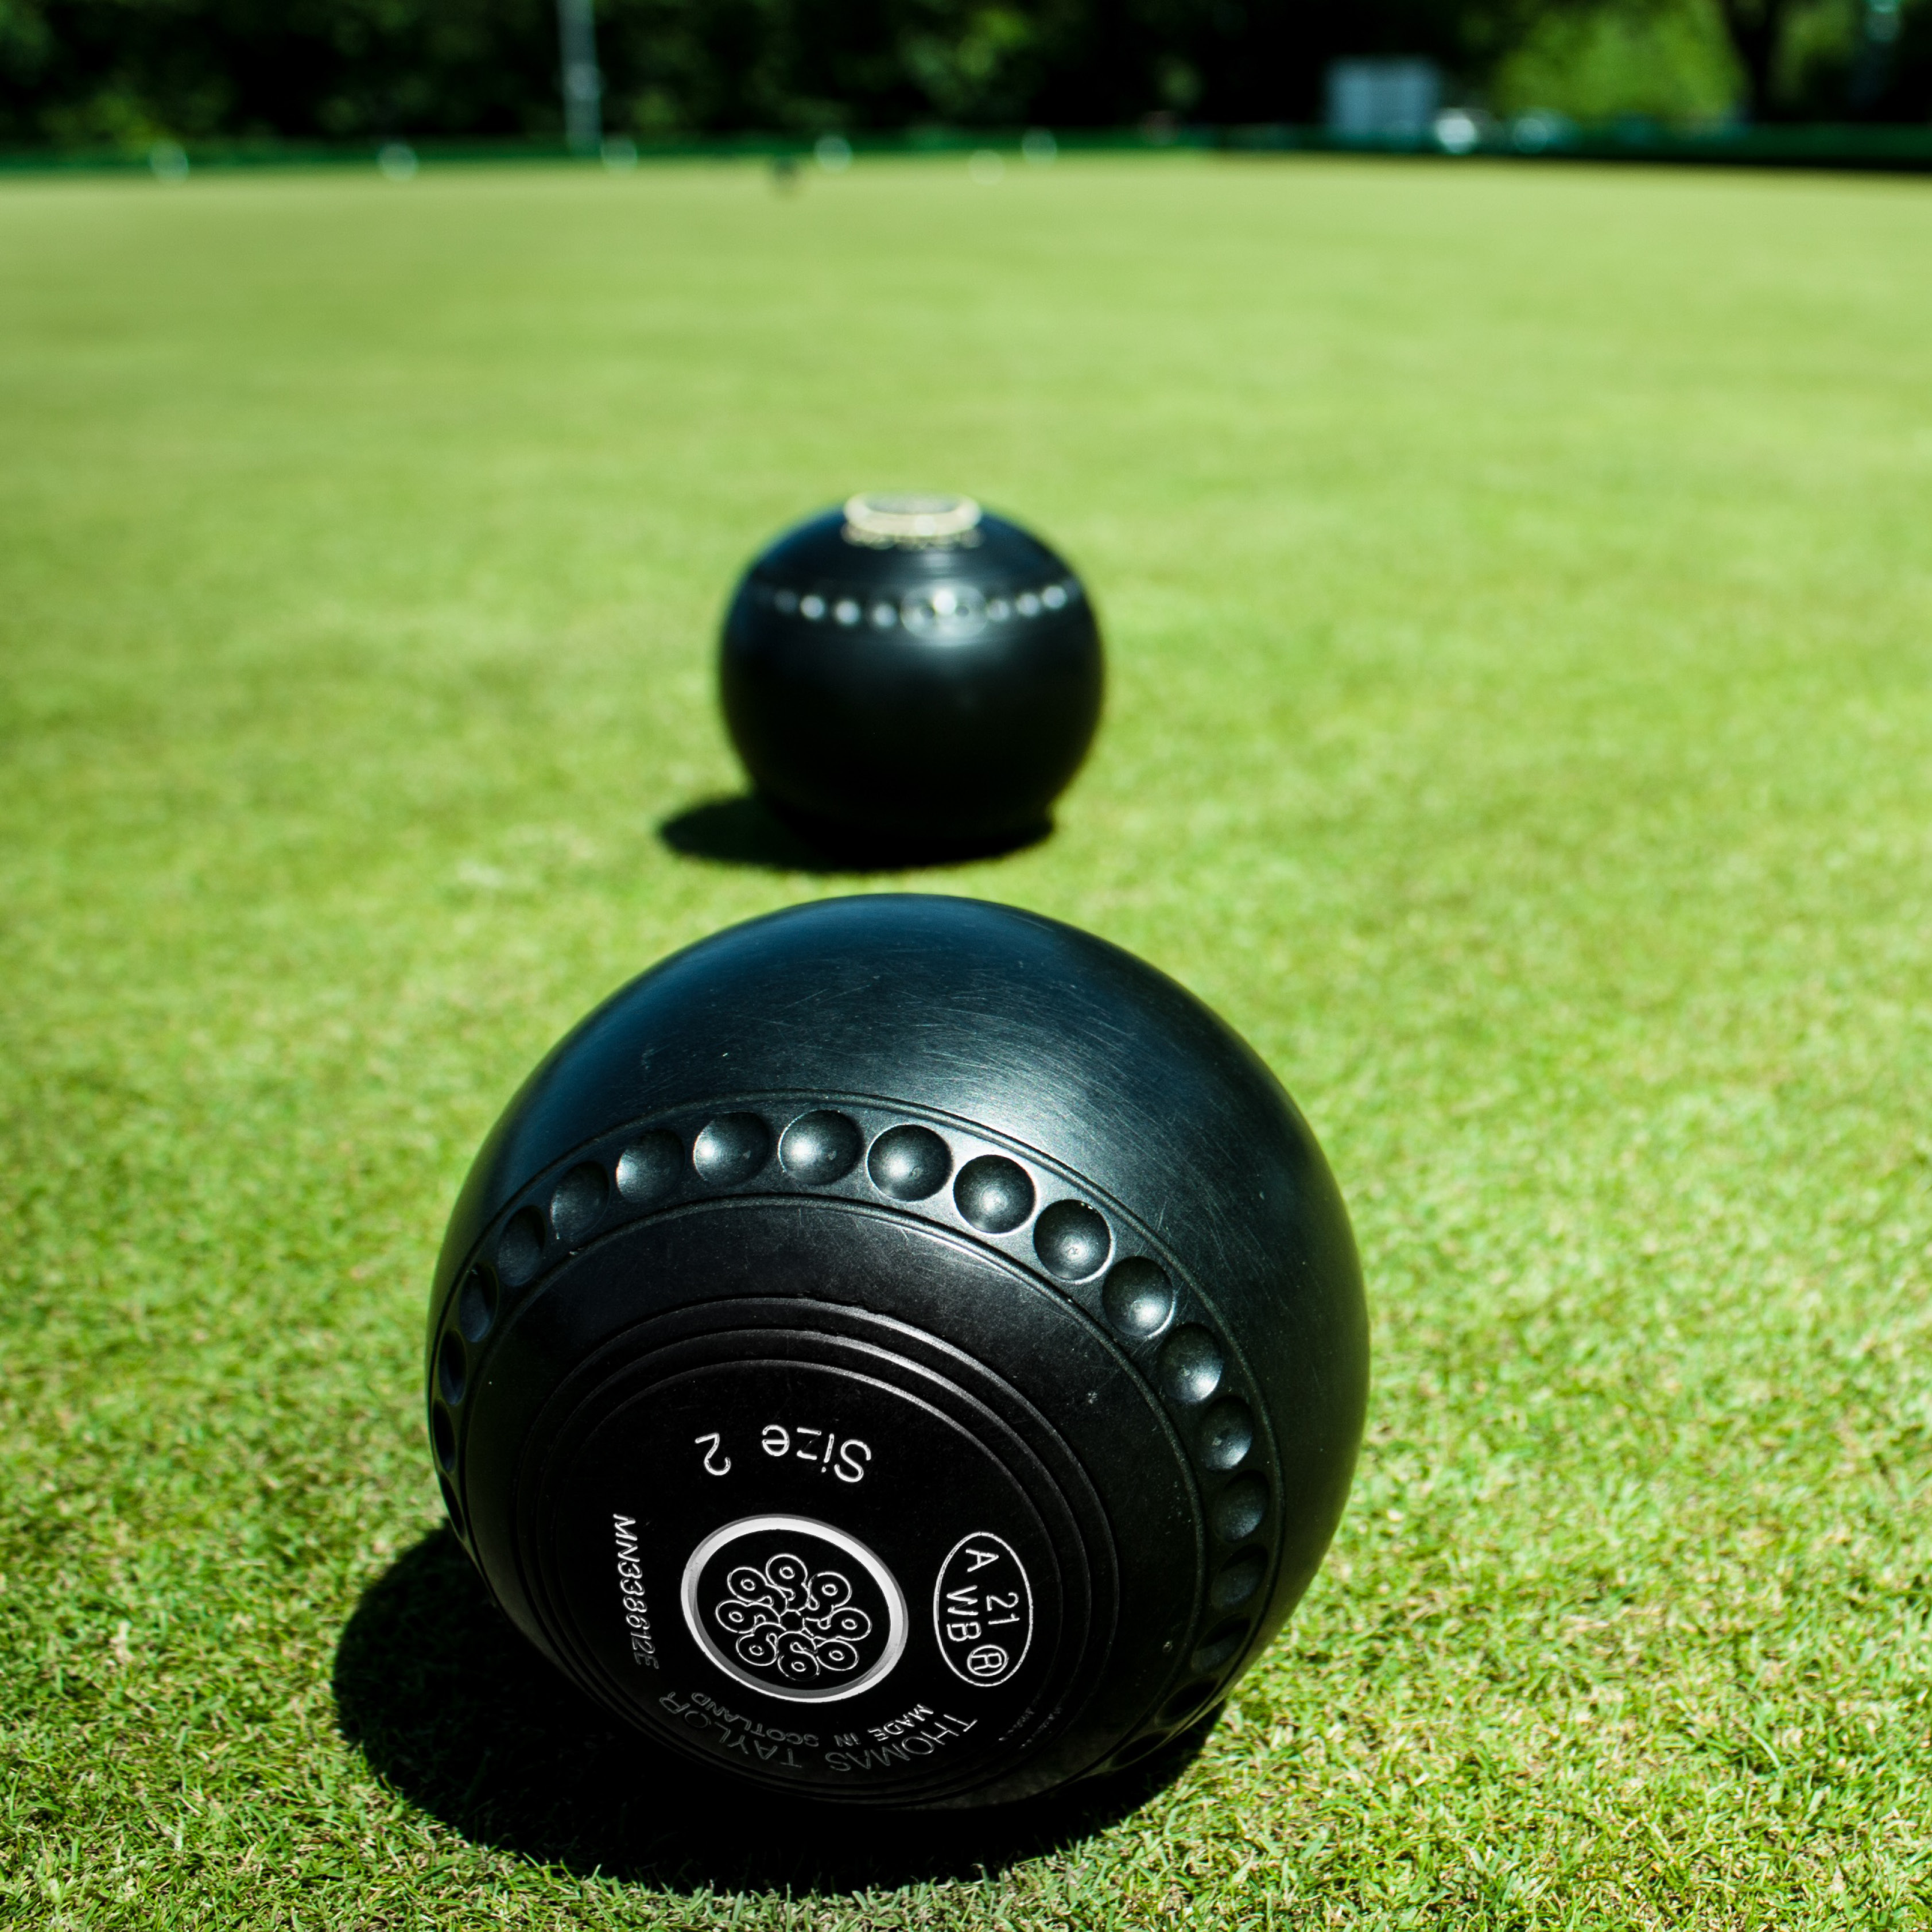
[1,150,1926,1928]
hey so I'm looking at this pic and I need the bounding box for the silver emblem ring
[680,1514,909,1704]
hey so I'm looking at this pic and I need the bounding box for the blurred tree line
[0,0,1925,145]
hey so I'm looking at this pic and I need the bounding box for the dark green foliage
[0,0,1534,144]
[1712,0,1791,110]
[2,0,1926,140]
[1708,0,1932,120]
[0,0,561,141]
[1589,0,1932,123]
[1831,0,1932,121]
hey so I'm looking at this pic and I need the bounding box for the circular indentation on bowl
[438,1475,464,1537]
[901,583,987,638]
[779,1110,863,1184]
[437,1330,466,1405]
[615,1131,682,1206]
[1158,1683,1212,1727]
[953,1155,1035,1233]
[1213,1474,1268,1542]
[550,1161,608,1244]
[1103,1257,1174,1337]
[457,1266,496,1343]
[1033,1201,1111,1281]
[496,1206,545,1287]
[1107,1733,1169,1771]
[1190,1619,1248,1673]
[1211,1549,1267,1611]
[693,1113,773,1186]
[1198,1398,1255,1470]
[432,1405,456,1471]
[867,1124,951,1201]
[1158,1325,1224,1404]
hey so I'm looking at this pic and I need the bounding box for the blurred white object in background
[1510,109,1574,152]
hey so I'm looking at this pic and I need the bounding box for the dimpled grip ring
[426,895,1367,1809]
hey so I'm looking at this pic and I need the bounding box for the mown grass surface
[2,153,1929,1929]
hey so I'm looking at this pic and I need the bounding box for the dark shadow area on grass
[334,1528,1210,1894]
[657,794,1050,875]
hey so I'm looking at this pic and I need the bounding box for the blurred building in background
[1326,58,1444,136]
[0,0,1925,148]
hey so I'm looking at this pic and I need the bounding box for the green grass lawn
[2,150,1929,1929]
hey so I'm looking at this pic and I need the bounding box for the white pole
[556,0,603,154]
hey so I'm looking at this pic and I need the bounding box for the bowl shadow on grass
[334,1528,1212,1894]
[658,794,1050,875]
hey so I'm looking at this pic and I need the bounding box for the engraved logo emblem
[681,1515,907,1704]
[714,1552,871,1683]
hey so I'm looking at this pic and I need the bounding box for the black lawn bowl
[719,494,1104,857]
[425,895,1367,1810]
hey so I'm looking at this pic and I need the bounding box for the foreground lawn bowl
[426,895,1367,1806]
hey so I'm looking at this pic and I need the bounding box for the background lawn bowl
[2,153,1929,1927]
